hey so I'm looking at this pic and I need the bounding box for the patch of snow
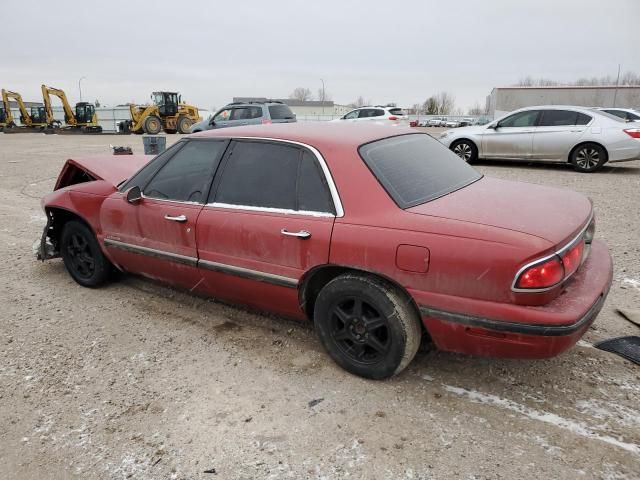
[621,278,640,291]
[444,384,640,454]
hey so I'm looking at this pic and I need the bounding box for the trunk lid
[407,177,592,246]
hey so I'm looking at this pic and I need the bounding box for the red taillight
[516,257,564,289]
[560,241,584,277]
[262,118,272,124]
[624,128,640,139]
[388,116,398,120]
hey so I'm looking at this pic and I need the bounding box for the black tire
[314,274,422,379]
[450,139,478,163]
[143,115,162,135]
[60,220,112,288]
[570,143,607,173]
[177,115,193,134]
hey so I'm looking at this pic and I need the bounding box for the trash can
[142,135,166,155]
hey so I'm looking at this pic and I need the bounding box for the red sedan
[37,123,613,379]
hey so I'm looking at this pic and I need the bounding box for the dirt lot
[1,131,639,480]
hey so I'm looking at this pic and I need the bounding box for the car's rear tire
[61,221,112,288]
[450,139,478,163]
[314,274,422,380]
[570,143,607,172]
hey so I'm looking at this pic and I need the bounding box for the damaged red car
[37,123,613,379]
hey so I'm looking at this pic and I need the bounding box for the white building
[487,86,640,118]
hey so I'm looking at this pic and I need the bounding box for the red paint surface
[41,123,613,359]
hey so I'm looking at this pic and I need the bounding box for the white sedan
[438,105,640,172]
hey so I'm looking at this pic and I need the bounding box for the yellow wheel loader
[41,85,102,133]
[119,91,200,134]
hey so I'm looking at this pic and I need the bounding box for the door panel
[533,126,586,159]
[100,195,203,288]
[482,127,536,158]
[196,207,334,319]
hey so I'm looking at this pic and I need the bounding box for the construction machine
[1,89,48,129]
[119,91,200,134]
[41,84,102,133]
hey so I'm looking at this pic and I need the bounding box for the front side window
[344,110,359,119]
[499,110,540,128]
[359,134,482,209]
[120,141,184,191]
[214,108,232,122]
[143,140,226,203]
[212,141,334,214]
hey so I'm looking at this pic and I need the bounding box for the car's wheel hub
[66,233,95,279]
[330,297,391,364]
[576,148,599,168]
[453,143,472,161]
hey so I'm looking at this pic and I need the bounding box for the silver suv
[190,101,296,132]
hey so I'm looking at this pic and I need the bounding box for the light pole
[78,76,86,102]
[320,78,325,116]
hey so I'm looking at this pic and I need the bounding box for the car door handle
[164,214,187,223]
[281,229,311,239]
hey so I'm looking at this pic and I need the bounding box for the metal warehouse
[487,86,640,118]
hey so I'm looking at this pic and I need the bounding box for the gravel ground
[1,131,639,480]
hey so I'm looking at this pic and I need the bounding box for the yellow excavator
[1,89,47,129]
[119,91,200,134]
[41,84,102,133]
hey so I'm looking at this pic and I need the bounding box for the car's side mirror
[209,118,215,125]
[488,123,499,129]
[125,185,142,204]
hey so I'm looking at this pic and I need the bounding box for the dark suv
[190,101,296,132]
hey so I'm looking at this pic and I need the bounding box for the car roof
[596,107,639,112]
[191,122,415,147]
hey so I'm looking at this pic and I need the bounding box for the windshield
[358,134,482,209]
[152,93,165,106]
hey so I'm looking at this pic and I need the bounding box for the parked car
[36,123,612,379]
[595,107,640,123]
[458,118,475,127]
[332,106,408,125]
[426,116,447,127]
[444,119,460,128]
[190,101,296,133]
[439,106,640,172]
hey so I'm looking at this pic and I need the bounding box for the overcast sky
[3,0,639,112]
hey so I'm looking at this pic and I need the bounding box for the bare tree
[411,103,423,115]
[435,92,456,115]
[349,96,369,108]
[317,88,332,102]
[467,102,484,116]
[290,87,312,102]
[516,71,640,87]
[422,96,439,115]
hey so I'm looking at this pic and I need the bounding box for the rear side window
[298,151,334,213]
[359,134,482,209]
[389,108,406,116]
[143,140,226,203]
[268,104,295,120]
[539,110,579,126]
[212,141,334,213]
[603,109,626,119]
[576,113,592,125]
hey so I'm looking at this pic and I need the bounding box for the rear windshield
[388,108,406,116]
[359,134,482,209]
[268,104,295,120]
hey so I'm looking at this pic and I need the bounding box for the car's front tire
[450,139,478,163]
[314,274,422,380]
[570,143,607,173]
[61,221,113,288]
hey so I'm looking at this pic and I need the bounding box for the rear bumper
[417,240,613,359]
